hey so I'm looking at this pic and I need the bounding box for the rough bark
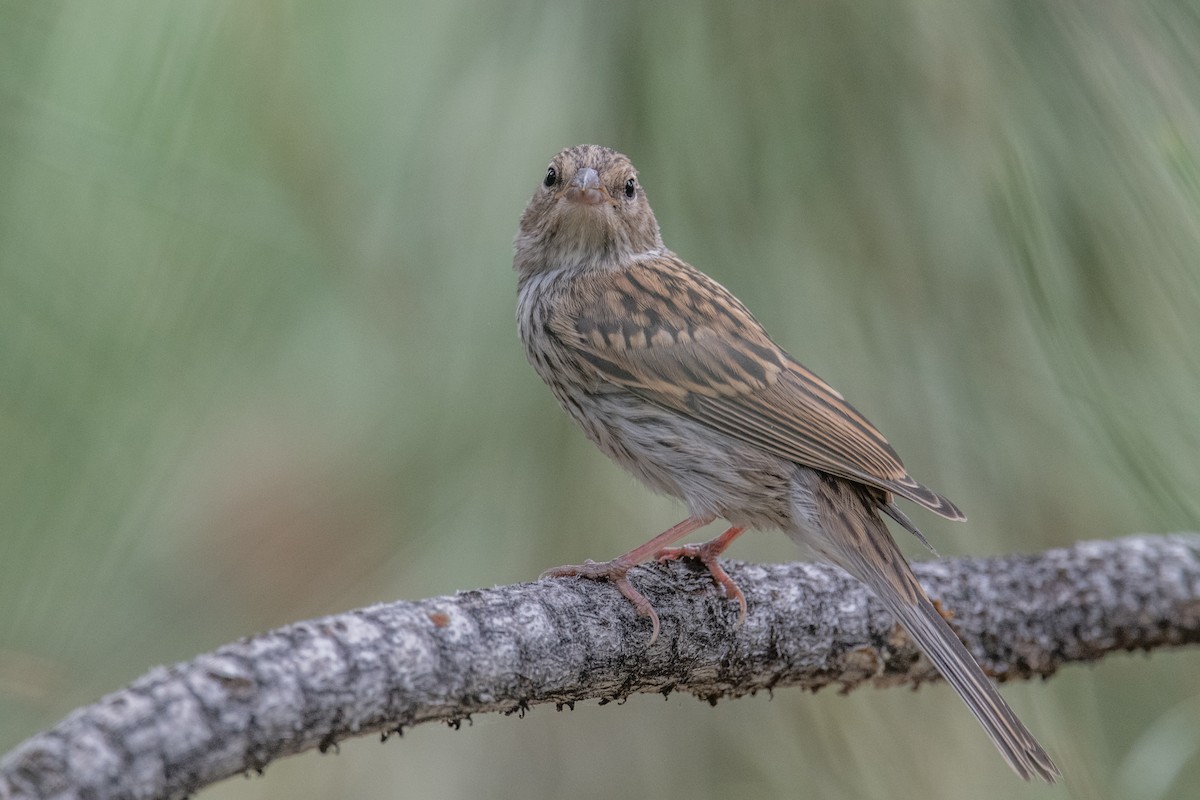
[3,533,1199,800]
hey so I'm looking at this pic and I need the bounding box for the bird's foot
[541,558,662,643]
[655,526,748,625]
[539,515,718,644]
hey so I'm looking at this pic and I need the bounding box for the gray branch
[3,534,1200,799]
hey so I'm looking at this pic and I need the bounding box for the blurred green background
[2,1,1199,798]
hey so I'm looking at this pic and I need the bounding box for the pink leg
[541,515,715,643]
[655,526,749,625]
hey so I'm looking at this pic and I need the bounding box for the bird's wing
[550,255,964,520]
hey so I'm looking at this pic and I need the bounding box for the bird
[513,143,1058,782]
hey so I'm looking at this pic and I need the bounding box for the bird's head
[514,145,663,278]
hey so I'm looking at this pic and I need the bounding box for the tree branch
[3,534,1199,799]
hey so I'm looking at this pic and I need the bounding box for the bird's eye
[624,177,637,198]
[544,166,557,187]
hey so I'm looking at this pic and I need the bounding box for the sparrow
[513,144,1058,782]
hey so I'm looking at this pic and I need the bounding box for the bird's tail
[811,484,1059,782]
[870,564,1059,782]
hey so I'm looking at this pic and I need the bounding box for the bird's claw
[541,560,662,644]
[655,542,747,626]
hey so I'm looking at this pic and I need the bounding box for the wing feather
[552,256,964,521]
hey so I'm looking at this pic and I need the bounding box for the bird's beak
[564,167,608,206]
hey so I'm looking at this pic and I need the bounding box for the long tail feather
[869,568,1059,781]
[809,480,1059,782]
